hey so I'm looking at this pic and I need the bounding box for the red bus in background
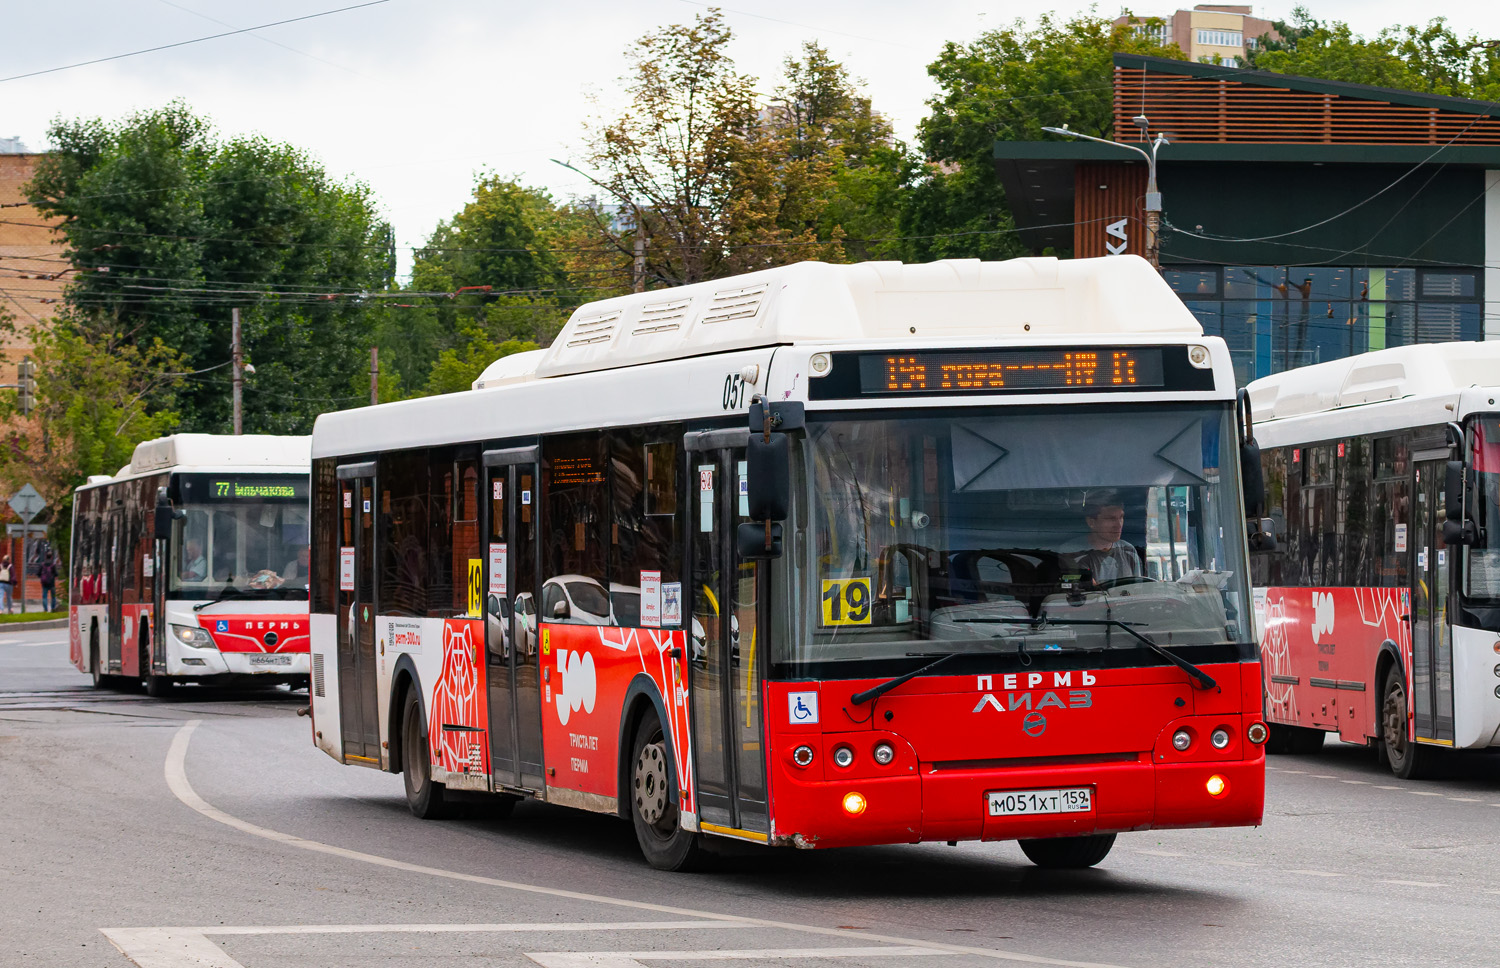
[309,256,1267,871]
[71,433,311,696]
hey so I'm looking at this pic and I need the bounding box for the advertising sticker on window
[662,582,682,627]
[489,543,507,597]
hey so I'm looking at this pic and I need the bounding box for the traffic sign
[8,483,45,523]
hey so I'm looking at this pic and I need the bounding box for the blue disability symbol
[793,696,813,720]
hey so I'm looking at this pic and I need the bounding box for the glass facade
[1163,265,1484,384]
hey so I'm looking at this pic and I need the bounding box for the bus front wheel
[1381,668,1436,780]
[629,709,702,872]
[1018,833,1116,869]
[401,690,451,819]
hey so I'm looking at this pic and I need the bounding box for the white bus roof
[78,433,310,490]
[318,255,1226,459]
[1246,341,1500,443]
[476,255,1198,388]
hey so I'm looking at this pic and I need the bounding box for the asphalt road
[3,628,1499,968]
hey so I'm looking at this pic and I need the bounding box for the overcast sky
[4,1,1498,277]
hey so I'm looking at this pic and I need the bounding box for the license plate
[248,654,293,667]
[987,787,1092,817]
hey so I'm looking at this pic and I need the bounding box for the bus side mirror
[153,488,184,540]
[747,433,790,521]
[737,522,783,560]
[1444,460,1478,546]
[1249,519,1278,554]
[1240,438,1266,518]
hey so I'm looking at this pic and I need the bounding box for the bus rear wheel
[1018,833,1117,869]
[401,690,451,819]
[629,709,702,872]
[89,624,113,690]
[1381,668,1436,780]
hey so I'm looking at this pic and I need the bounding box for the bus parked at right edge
[1248,342,1500,777]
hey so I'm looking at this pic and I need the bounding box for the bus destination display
[178,474,308,501]
[858,348,1165,395]
[212,481,299,499]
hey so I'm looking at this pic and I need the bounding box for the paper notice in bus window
[339,547,355,591]
[738,460,749,517]
[493,480,503,500]
[1395,523,1407,553]
[143,554,154,578]
[488,543,507,597]
[662,582,682,626]
[640,571,662,627]
[699,465,714,532]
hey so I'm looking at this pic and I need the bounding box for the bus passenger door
[106,508,123,671]
[688,443,768,836]
[1411,460,1455,743]
[483,447,544,792]
[336,467,381,762]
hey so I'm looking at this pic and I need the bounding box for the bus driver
[1065,490,1143,584]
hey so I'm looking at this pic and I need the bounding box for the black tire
[629,709,702,872]
[89,623,110,690]
[1381,666,1437,780]
[1018,833,1117,869]
[144,670,174,698]
[401,689,451,819]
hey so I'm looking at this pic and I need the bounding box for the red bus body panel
[1260,586,1411,743]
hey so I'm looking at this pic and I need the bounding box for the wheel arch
[388,655,424,775]
[1375,639,1406,740]
[615,674,673,821]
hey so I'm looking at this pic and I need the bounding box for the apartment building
[1116,4,1281,67]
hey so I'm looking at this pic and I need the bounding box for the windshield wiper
[850,651,966,706]
[1037,618,1216,690]
[193,588,284,611]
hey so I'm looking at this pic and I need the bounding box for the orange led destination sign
[860,348,1165,394]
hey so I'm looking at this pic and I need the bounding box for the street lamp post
[1043,116,1168,269]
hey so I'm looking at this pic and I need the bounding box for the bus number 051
[722,373,747,411]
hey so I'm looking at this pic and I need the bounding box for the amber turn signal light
[1206,774,1228,798]
[842,791,868,815]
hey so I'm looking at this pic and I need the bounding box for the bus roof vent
[564,310,621,347]
[473,348,545,390]
[1338,361,1406,407]
[632,297,692,335]
[701,283,767,324]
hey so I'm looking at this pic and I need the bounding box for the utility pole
[231,308,243,435]
[370,347,379,406]
[1043,115,1168,269]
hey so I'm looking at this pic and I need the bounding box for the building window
[1198,28,1243,47]
[1131,22,1170,45]
[1163,264,1485,383]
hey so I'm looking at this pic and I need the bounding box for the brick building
[0,139,65,367]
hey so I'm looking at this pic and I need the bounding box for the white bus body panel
[1452,624,1500,748]
[310,613,342,759]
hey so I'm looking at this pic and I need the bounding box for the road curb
[0,618,68,631]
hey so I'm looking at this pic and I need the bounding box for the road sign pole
[7,484,47,614]
[19,527,25,614]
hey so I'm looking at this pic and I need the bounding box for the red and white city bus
[308,255,1268,870]
[1248,342,1500,777]
[70,433,312,696]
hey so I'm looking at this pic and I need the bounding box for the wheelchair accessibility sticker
[788,690,819,725]
[216,620,228,633]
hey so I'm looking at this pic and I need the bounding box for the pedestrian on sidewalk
[38,553,58,613]
[0,556,13,614]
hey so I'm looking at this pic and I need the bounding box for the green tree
[0,316,185,561]
[423,327,539,396]
[908,12,1185,261]
[383,176,584,395]
[1248,8,1500,100]
[27,102,393,434]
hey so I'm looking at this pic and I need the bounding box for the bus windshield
[170,473,310,601]
[791,404,1251,665]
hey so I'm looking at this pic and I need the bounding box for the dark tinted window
[379,450,428,617]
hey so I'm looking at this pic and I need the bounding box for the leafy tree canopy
[27,101,393,433]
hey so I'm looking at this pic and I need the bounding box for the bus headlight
[832,745,855,768]
[1172,729,1192,751]
[172,624,215,649]
[1210,728,1231,750]
[872,742,895,766]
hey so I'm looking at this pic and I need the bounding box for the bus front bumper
[768,755,1264,849]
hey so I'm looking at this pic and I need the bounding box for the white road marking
[1449,798,1482,802]
[527,947,940,967]
[1308,774,1335,779]
[1410,792,1445,797]
[1377,880,1444,888]
[1375,785,1403,790]
[1278,770,1306,774]
[1287,870,1344,877]
[1204,859,1259,868]
[160,721,1133,968]
[1339,780,1368,785]
[1131,850,1185,858]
